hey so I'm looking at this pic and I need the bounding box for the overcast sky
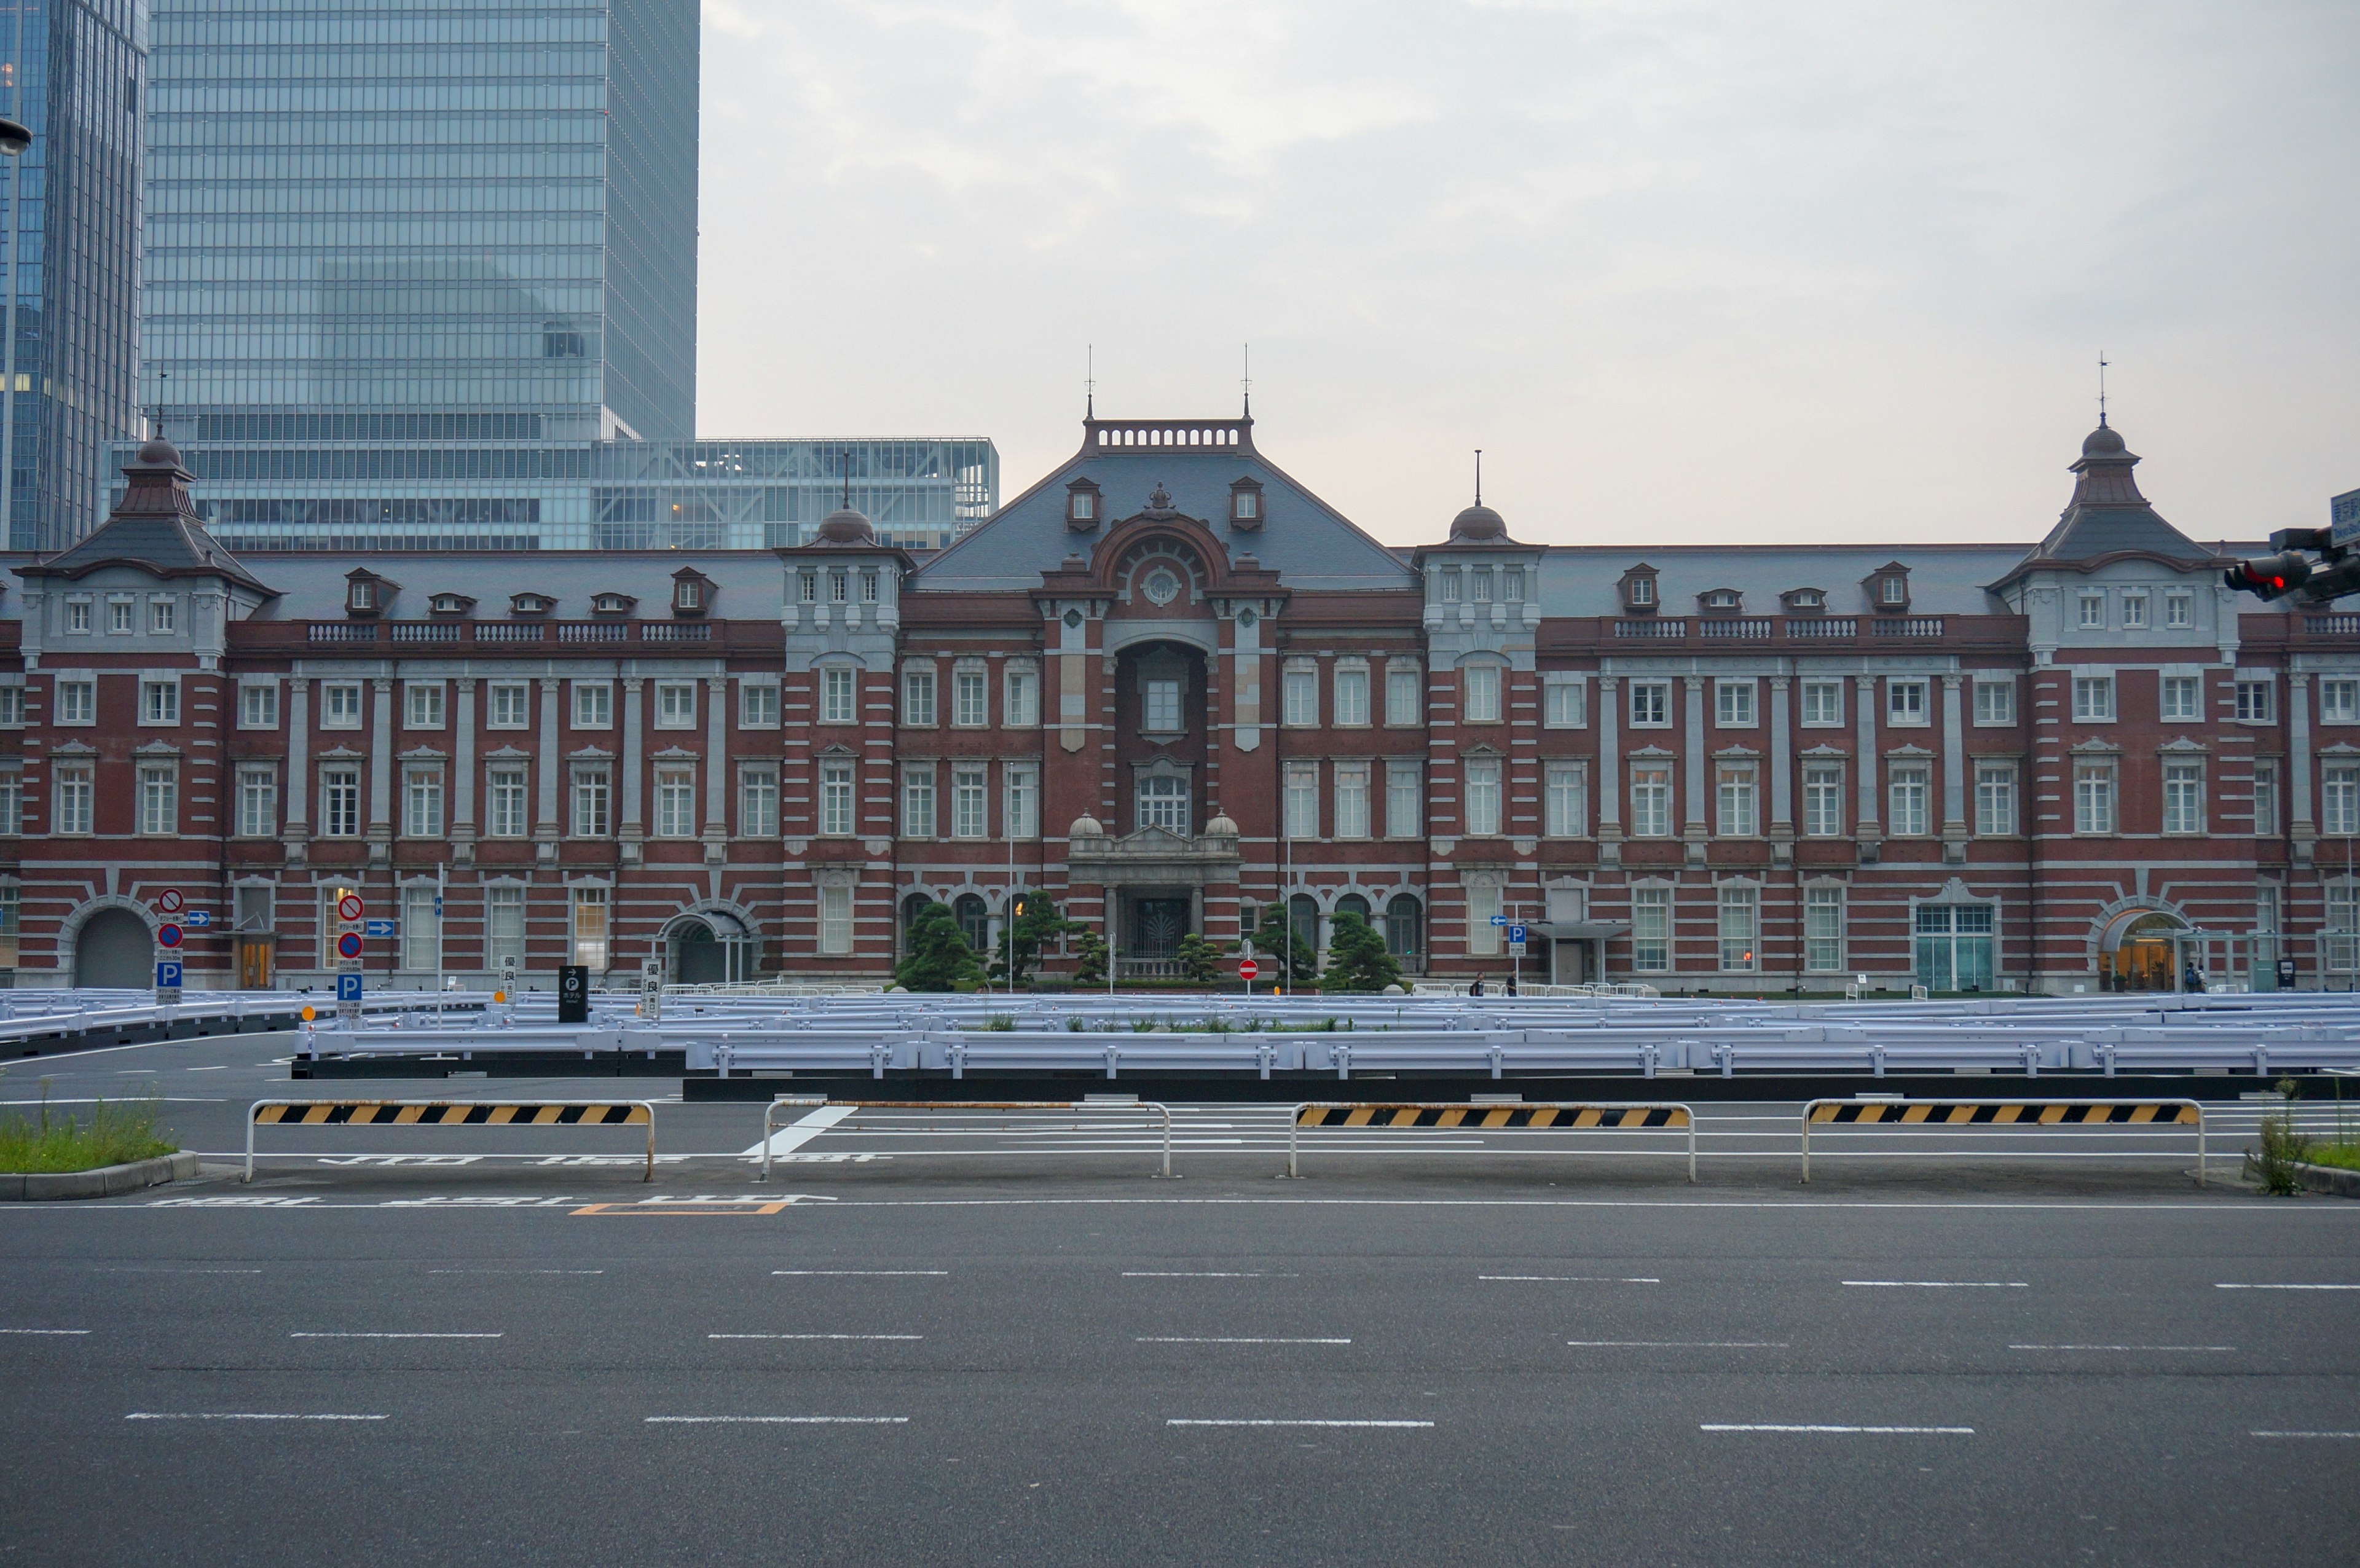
[697,1,2358,549]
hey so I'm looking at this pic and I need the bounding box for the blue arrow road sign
[336,973,364,1003]
[154,960,183,989]
[364,919,396,938]
[1489,915,1509,926]
[1508,923,1528,945]
[186,910,211,927]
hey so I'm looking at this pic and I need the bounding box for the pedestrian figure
[2182,962,2204,994]
[1469,976,1485,998]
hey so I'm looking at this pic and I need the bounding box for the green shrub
[894,902,986,994]
[0,1083,176,1174]
[2254,1077,2315,1196]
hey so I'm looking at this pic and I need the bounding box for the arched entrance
[666,911,753,985]
[75,908,152,989]
[2099,909,2185,992]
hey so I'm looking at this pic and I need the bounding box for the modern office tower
[0,0,148,551]
[138,0,699,492]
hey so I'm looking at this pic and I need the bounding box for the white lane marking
[1703,1424,1973,1435]
[1568,1340,1787,1348]
[1481,1275,1660,1284]
[1168,1419,1432,1429]
[1123,1272,1296,1278]
[741,1103,858,1159]
[1137,1337,1351,1344]
[707,1333,922,1341]
[429,1269,604,1276]
[184,1065,231,1072]
[0,1096,224,1105]
[1843,1280,2028,1288]
[96,1268,261,1274]
[127,1412,387,1422]
[288,1331,502,1339]
[2251,1430,2360,1438]
[645,1416,907,1424]
[773,1270,947,1277]
[2216,1283,2360,1291]
[0,1328,90,1335]
[2010,1344,2234,1352]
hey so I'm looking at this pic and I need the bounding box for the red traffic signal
[2223,551,2313,601]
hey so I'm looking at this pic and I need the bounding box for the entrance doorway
[1131,898,1188,959]
[2100,911,2184,992]
[238,939,274,990]
[74,907,152,989]
[667,911,754,984]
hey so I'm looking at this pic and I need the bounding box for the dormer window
[1229,478,1264,528]
[1865,562,1911,613]
[671,568,715,617]
[344,568,396,618]
[428,592,476,616]
[1699,588,1742,613]
[509,592,556,617]
[1066,479,1102,530]
[1781,587,1826,614]
[590,592,637,616]
[1619,564,1659,613]
[350,581,374,612]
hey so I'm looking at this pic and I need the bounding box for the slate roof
[20,440,278,596]
[1989,423,2217,588]
[1532,543,2031,617]
[238,549,792,621]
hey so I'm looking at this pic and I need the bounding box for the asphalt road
[2,1031,2357,1566]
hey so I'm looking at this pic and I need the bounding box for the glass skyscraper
[0,0,148,551]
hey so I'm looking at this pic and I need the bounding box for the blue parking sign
[154,960,183,989]
[1507,923,1528,945]
[336,973,364,1003]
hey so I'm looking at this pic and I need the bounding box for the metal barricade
[246,1097,657,1182]
[1799,1097,2205,1185]
[1285,1101,1696,1181]
[760,1097,1175,1182]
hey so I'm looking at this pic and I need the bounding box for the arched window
[900,893,932,957]
[1334,893,1372,928]
[1287,893,1320,970]
[1385,895,1424,962]
[953,893,990,954]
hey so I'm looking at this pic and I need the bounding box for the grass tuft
[0,1081,176,1174]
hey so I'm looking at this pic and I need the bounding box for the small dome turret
[1203,812,1239,837]
[816,504,875,546]
[1068,813,1104,839]
[2081,423,2128,458]
[134,436,183,468]
[1449,502,1508,541]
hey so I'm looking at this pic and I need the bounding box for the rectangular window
[2161,675,2204,722]
[820,761,855,836]
[572,887,610,970]
[1916,903,1996,992]
[488,681,530,729]
[2123,594,2149,630]
[1803,762,1844,837]
[2236,678,2275,724]
[819,885,853,956]
[1333,762,1371,839]
[1463,758,1502,836]
[66,600,90,633]
[488,768,529,837]
[0,769,19,835]
[2072,675,2115,721]
[1972,677,2015,726]
[1630,764,1672,836]
[322,682,364,729]
[2079,594,2106,629]
[2330,885,2360,974]
[1334,666,1370,727]
[2324,678,2360,725]
[902,666,937,726]
[0,686,18,727]
[2252,759,2279,837]
[137,766,177,836]
[952,767,988,839]
[1004,665,1039,727]
[1543,677,1585,728]
[1718,884,1758,971]
[822,668,857,726]
[1888,764,1930,837]
[1804,885,1845,973]
[1886,679,1928,725]
[739,681,781,729]
[1629,681,1670,727]
[1386,761,1422,838]
[486,885,525,968]
[901,769,936,839]
[2324,765,2360,836]
[141,680,179,726]
[1471,568,1493,603]
[655,766,697,837]
[1715,680,1757,728]
[1386,664,1422,726]
[1441,569,1461,603]
[1136,774,1190,835]
[1463,665,1501,724]
[240,683,278,729]
[953,669,988,727]
[571,768,611,837]
[713,760,767,839]
[2165,592,2193,629]
[404,682,444,729]
[2074,760,2116,834]
[1545,762,1586,837]
[56,678,95,726]
[1284,762,1320,839]
[572,682,612,729]
[1975,764,2016,837]
[1630,886,1671,971]
[1005,764,1039,840]
[403,885,440,973]
[404,770,444,838]
[109,598,134,634]
[1143,677,1182,732]
[54,766,92,835]
[1800,680,1844,727]
[654,682,696,729]
[2163,761,2206,835]
[1717,764,1758,837]
[149,598,177,635]
[1283,664,1318,727]
[321,767,361,837]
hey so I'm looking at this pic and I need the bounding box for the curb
[1,1151,199,1202]
[2241,1152,2360,1199]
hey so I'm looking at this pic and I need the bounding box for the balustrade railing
[1785,617,1857,639]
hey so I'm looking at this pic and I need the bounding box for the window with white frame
[822,667,857,726]
[820,761,855,835]
[819,885,853,956]
[2252,759,2279,836]
[1543,676,1585,727]
[0,686,20,727]
[1334,762,1371,839]
[2079,594,2106,629]
[953,667,988,727]
[1463,664,1501,724]
[2163,759,2206,834]
[572,885,610,968]
[2072,674,2115,721]
[1715,680,1757,728]
[1629,681,1670,727]
[404,682,444,729]
[488,767,528,837]
[901,767,935,839]
[1804,885,1845,972]
[1972,676,2015,725]
[2324,679,2360,724]
[655,766,697,837]
[1630,885,1671,971]
[1004,664,1039,727]
[1143,675,1182,733]
[828,571,847,603]
[654,682,696,729]
[1334,664,1370,727]
[1463,758,1502,836]
[952,767,988,838]
[54,766,92,834]
[1466,882,1503,955]
[488,681,530,729]
[572,681,612,729]
[2325,765,2360,836]
[1385,662,1422,726]
[2162,674,2205,722]
[1887,762,1930,836]
[149,597,177,635]
[1803,762,1844,836]
[240,683,278,729]
[136,764,176,836]
[2236,677,2275,724]
[1135,773,1188,836]
[2165,592,2193,629]
[1004,764,1039,839]
[1800,679,1844,727]
[2123,594,2149,630]
[141,679,178,725]
[1886,679,1928,725]
[2256,882,2282,973]
[1386,761,1422,838]
[1630,764,1672,836]
[571,767,611,837]
[1282,662,1318,726]
[739,766,778,837]
[65,599,90,633]
[321,681,363,729]
[55,678,94,726]
[1283,762,1319,838]
[2330,884,2360,973]
[1718,884,1758,971]
[1545,762,1586,837]
[1975,764,2016,836]
[320,767,361,836]
[739,681,780,729]
[1717,763,1758,836]
[108,597,134,634]
[0,769,20,834]
[403,769,443,837]
[1441,568,1461,603]
[2074,759,2116,834]
[402,885,440,972]
[1471,567,1493,603]
[901,665,936,726]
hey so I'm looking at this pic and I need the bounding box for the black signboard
[557,964,590,1024]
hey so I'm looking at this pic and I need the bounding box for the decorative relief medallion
[1142,567,1180,606]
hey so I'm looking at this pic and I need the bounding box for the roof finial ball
[1447,447,1508,541]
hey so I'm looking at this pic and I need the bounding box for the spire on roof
[14,438,277,597]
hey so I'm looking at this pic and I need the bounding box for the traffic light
[2222,551,2313,601]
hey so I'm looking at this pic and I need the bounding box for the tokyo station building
[0,410,2338,995]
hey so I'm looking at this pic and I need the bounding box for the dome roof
[1449,502,1507,541]
[1068,813,1104,838]
[2081,423,2127,458]
[816,504,875,545]
[1203,812,1239,837]
[133,436,184,468]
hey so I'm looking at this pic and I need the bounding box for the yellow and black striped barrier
[1800,1097,2205,1185]
[246,1099,657,1182]
[1286,1102,1695,1180]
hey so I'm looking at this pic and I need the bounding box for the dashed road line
[1568,1340,1786,1348]
[1123,1271,1297,1278]
[707,1333,922,1341]
[1137,1337,1351,1344]
[1843,1280,2028,1288]
[127,1412,388,1422]
[1702,1424,1973,1435]
[1481,1275,1660,1284]
[1,1328,90,1335]
[2251,1430,2360,1439]
[645,1416,907,1425]
[2010,1344,2233,1352]
[289,1331,502,1339]
[773,1270,947,1277]
[1168,1419,1432,1429]
[2216,1283,2360,1291]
